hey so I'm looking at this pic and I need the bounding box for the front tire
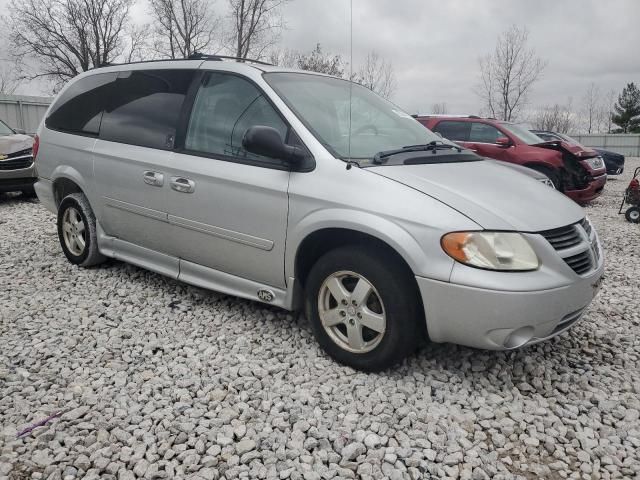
[304,245,422,371]
[625,206,640,223]
[57,193,106,267]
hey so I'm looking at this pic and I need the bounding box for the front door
[467,122,512,161]
[166,72,292,288]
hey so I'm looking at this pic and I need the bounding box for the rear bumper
[34,178,57,213]
[564,174,606,203]
[416,261,604,350]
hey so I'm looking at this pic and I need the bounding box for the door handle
[170,176,196,193]
[143,171,164,187]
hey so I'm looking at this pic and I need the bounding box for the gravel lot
[1,159,639,480]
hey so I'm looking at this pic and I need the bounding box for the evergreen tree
[612,83,640,133]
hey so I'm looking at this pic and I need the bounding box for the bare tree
[6,0,136,88]
[353,51,396,99]
[268,47,298,68]
[477,25,546,121]
[581,82,601,134]
[149,0,220,59]
[228,0,288,60]
[531,99,575,133]
[296,44,344,76]
[124,24,152,63]
[602,89,617,133]
[431,102,448,114]
[0,66,19,94]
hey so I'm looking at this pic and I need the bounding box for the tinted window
[46,73,116,135]
[101,69,195,149]
[186,73,288,162]
[432,121,470,141]
[469,122,502,143]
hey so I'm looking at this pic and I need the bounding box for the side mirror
[495,137,511,147]
[242,126,305,163]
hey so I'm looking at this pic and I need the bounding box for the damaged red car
[415,116,607,203]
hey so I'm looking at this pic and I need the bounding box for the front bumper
[564,174,606,203]
[416,258,604,350]
[0,161,36,193]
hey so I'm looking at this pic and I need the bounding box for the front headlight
[441,231,539,271]
[584,156,604,170]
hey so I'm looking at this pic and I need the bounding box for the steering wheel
[353,124,379,135]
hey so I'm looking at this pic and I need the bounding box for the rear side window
[469,122,502,143]
[101,69,195,149]
[185,73,288,163]
[46,73,116,135]
[432,121,470,142]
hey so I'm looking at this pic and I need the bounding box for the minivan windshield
[264,72,446,162]
[500,123,544,145]
[0,119,14,136]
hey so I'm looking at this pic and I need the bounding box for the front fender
[285,208,455,282]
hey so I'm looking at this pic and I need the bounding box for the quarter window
[469,123,503,143]
[185,73,288,162]
[100,69,195,149]
[46,73,116,135]
[432,121,470,142]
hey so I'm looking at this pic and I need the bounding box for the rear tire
[625,206,640,223]
[57,193,106,267]
[304,245,422,371]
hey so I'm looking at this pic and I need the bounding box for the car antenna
[346,0,353,170]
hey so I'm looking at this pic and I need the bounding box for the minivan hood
[369,160,584,232]
[0,134,33,155]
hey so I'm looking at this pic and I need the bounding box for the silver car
[34,59,604,371]
[0,118,36,195]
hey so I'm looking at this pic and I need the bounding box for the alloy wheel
[62,207,86,256]
[317,271,386,353]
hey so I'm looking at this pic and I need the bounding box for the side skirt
[96,222,299,310]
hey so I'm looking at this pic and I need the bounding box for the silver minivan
[34,58,604,371]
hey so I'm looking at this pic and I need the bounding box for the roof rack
[412,114,483,119]
[187,52,273,66]
[90,53,274,71]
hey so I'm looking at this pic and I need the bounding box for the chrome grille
[564,251,592,275]
[540,218,599,276]
[540,224,582,250]
[0,156,33,170]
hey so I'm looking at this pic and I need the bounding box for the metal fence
[0,94,53,135]
[570,134,640,157]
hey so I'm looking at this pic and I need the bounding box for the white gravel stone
[1,159,640,480]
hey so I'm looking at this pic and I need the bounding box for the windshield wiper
[372,141,462,164]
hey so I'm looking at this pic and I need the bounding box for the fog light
[503,326,534,349]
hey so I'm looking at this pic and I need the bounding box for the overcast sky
[2,0,639,117]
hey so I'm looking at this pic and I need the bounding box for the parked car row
[0,118,36,196]
[414,115,608,204]
[25,57,605,370]
[531,130,625,176]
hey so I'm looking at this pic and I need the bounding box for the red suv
[416,116,607,203]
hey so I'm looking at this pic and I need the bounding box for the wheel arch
[287,210,430,286]
[51,166,88,207]
[291,223,429,341]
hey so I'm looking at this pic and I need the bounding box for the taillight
[33,134,40,160]
[629,178,639,190]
